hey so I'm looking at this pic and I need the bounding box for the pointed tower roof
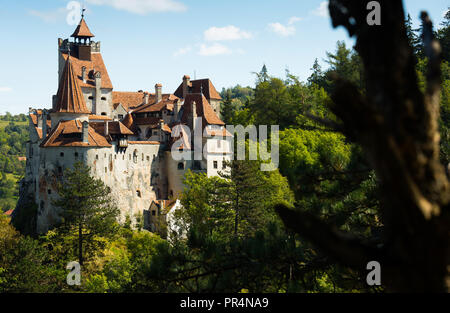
[55,56,90,114]
[71,18,94,38]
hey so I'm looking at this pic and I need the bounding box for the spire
[55,57,90,114]
[71,16,94,38]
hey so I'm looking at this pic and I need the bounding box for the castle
[19,17,232,233]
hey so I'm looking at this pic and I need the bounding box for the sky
[0,0,448,115]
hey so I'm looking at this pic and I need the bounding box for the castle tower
[70,14,95,61]
[51,54,90,127]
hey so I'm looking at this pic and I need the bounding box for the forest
[0,114,28,213]
[1,3,449,293]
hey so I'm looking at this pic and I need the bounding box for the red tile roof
[55,57,91,114]
[181,94,225,126]
[89,115,112,121]
[40,120,111,147]
[62,52,113,89]
[131,94,179,113]
[174,79,222,100]
[90,121,134,135]
[71,18,94,38]
[133,116,160,126]
[112,91,146,111]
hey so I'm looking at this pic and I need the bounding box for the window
[96,155,99,160]
[101,97,106,101]
[115,155,117,160]
[105,167,107,173]
[118,114,124,120]
[60,152,64,157]
[47,189,51,195]
[153,131,158,136]
[58,166,62,174]
[213,161,218,169]
[170,190,173,198]
[88,96,93,100]
[136,190,141,198]
[152,210,156,216]
[147,156,150,161]
[178,162,184,170]
[75,152,79,158]
[101,112,107,116]
[142,153,144,161]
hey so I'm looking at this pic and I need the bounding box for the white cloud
[198,43,232,56]
[268,22,296,37]
[86,0,187,14]
[204,25,252,41]
[0,87,12,93]
[28,7,69,23]
[288,16,302,25]
[312,1,329,18]
[173,46,192,57]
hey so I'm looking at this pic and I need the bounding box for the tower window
[101,112,107,116]
[101,97,106,101]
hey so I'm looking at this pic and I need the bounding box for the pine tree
[438,8,450,62]
[220,90,235,125]
[307,58,325,87]
[53,162,119,265]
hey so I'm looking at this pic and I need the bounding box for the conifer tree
[53,162,119,265]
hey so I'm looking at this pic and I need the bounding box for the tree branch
[275,203,383,269]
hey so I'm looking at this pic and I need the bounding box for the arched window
[178,162,184,170]
[133,150,138,163]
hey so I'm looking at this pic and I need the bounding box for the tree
[308,58,326,87]
[437,8,450,62]
[220,90,235,125]
[53,162,119,265]
[276,1,450,292]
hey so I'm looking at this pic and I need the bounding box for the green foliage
[0,114,28,213]
[52,162,120,265]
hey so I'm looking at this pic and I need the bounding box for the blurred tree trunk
[277,0,450,292]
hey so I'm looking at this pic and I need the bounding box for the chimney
[155,83,162,103]
[144,92,149,105]
[82,121,89,143]
[81,66,87,83]
[173,100,179,120]
[191,101,197,130]
[182,75,190,98]
[37,112,43,129]
[104,121,109,136]
[95,71,102,114]
[159,119,165,142]
[42,109,48,139]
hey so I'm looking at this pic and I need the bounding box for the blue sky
[0,0,448,115]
